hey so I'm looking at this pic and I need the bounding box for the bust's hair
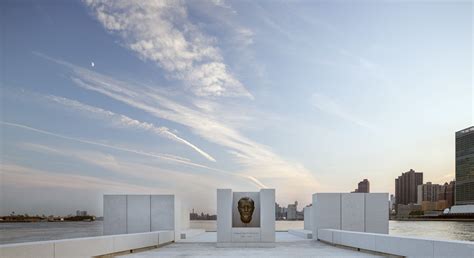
[238,197,254,206]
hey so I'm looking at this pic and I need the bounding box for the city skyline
[1,1,472,216]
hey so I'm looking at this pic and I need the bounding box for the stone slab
[103,195,127,235]
[288,229,313,239]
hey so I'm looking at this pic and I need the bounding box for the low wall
[288,229,312,239]
[318,229,474,257]
[179,229,206,240]
[0,230,174,258]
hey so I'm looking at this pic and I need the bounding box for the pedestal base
[216,242,276,248]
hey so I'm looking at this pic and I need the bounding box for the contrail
[45,94,216,162]
[0,121,267,188]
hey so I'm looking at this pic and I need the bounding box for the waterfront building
[417,182,441,204]
[76,210,87,216]
[189,209,217,220]
[435,200,449,211]
[455,126,474,205]
[438,181,455,207]
[389,194,396,211]
[420,201,437,212]
[396,203,422,218]
[275,203,280,219]
[287,201,298,220]
[415,181,455,211]
[296,210,304,220]
[352,179,370,193]
[395,169,423,210]
[275,202,287,219]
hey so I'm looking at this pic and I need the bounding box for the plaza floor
[119,232,387,257]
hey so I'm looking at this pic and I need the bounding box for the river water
[1,220,473,244]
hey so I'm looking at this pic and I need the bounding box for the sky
[0,0,472,216]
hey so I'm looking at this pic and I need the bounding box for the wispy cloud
[311,93,376,131]
[45,95,216,162]
[17,143,230,191]
[36,54,319,198]
[70,63,314,179]
[1,121,267,188]
[337,48,392,85]
[1,121,196,166]
[83,0,252,98]
[1,163,162,193]
[339,49,378,72]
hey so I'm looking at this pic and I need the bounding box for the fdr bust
[237,197,255,224]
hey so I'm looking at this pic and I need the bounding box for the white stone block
[0,241,54,258]
[288,229,312,239]
[158,230,175,245]
[313,229,474,258]
[103,195,127,235]
[339,231,376,251]
[317,229,333,242]
[127,195,151,233]
[112,232,158,252]
[174,197,190,240]
[332,230,342,245]
[365,193,388,234]
[433,239,474,257]
[231,228,261,242]
[312,193,341,239]
[151,195,174,231]
[374,234,401,255]
[217,188,275,245]
[260,188,275,242]
[303,206,312,230]
[341,193,365,232]
[398,236,434,257]
[54,236,114,257]
[217,189,232,242]
[179,229,205,239]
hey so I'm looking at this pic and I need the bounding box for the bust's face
[238,197,255,224]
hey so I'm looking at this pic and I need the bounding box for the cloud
[1,163,162,193]
[17,143,226,189]
[1,121,196,166]
[1,121,267,189]
[35,54,320,203]
[311,93,376,131]
[45,95,216,162]
[69,66,313,179]
[83,0,252,98]
[337,48,392,85]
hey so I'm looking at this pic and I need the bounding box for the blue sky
[1,0,472,216]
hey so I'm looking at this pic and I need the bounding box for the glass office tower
[455,126,474,205]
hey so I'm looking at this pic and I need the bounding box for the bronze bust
[237,197,255,224]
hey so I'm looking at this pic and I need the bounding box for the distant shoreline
[391,218,474,222]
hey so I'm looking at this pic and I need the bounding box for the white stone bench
[0,230,174,258]
[318,229,474,257]
[288,229,312,239]
[179,229,206,239]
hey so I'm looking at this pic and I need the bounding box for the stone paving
[120,232,386,257]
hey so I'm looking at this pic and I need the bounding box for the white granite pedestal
[217,189,275,247]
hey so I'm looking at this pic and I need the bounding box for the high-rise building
[352,179,370,193]
[275,203,283,219]
[437,181,455,209]
[455,126,474,205]
[417,182,441,204]
[287,201,298,220]
[395,169,423,209]
[389,194,396,211]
